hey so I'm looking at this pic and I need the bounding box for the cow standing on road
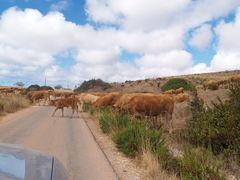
[51,97,81,118]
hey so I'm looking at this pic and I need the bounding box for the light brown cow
[51,97,81,117]
[76,93,100,111]
[90,92,107,97]
[28,90,53,105]
[126,94,175,133]
[174,93,189,103]
[174,87,184,94]
[77,93,100,104]
[163,87,184,95]
[202,80,217,90]
[93,92,122,108]
[229,76,240,82]
[163,89,175,94]
[113,93,153,112]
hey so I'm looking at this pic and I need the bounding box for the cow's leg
[79,102,83,112]
[167,112,173,134]
[71,106,75,118]
[52,107,59,117]
[76,104,80,117]
[61,108,64,117]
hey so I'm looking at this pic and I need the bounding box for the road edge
[80,113,120,180]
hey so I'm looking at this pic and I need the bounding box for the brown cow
[51,97,81,117]
[174,93,189,103]
[126,94,175,133]
[77,93,100,104]
[29,90,52,105]
[90,92,107,97]
[113,93,153,112]
[217,80,226,87]
[202,80,217,90]
[76,93,100,111]
[93,92,122,108]
[163,89,175,94]
[163,87,184,95]
[229,76,240,83]
[174,87,184,94]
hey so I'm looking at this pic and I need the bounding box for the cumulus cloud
[1,2,240,86]
[50,0,69,11]
[85,0,240,31]
[189,24,213,50]
[210,7,240,71]
[211,51,240,71]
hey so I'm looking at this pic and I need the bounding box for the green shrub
[111,113,130,132]
[26,84,40,91]
[188,82,240,162]
[113,121,165,157]
[113,121,148,157]
[96,107,180,175]
[82,102,97,115]
[99,109,114,134]
[99,108,131,134]
[39,86,54,91]
[161,78,194,92]
[180,146,224,180]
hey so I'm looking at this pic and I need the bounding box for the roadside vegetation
[83,78,240,179]
[0,94,30,115]
[187,82,240,165]
[85,106,228,179]
[84,105,179,178]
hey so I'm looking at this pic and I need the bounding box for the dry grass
[0,94,30,115]
[141,150,178,180]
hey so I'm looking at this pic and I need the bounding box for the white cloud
[215,9,240,51]
[1,2,240,86]
[85,0,240,31]
[76,47,120,65]
[50,0,69,11]
[0,7,79,54]
[211,51,240,71]
[189,24,213,50]
[135,50,193,78]
[0,45,53,67]
[210,7,240,72]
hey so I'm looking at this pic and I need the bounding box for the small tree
[54,85,62,90]
[26,84,40,91]
[14,82,24,87]
[162,78,194,92]
[39,86,54,91]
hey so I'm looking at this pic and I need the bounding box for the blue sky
[0,0,240,87]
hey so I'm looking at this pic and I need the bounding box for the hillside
[109,70,240,93]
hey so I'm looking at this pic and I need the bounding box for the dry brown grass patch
[0,94,30,115]
[141,150,178,180]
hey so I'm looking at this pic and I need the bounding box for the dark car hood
[0,144,53,180]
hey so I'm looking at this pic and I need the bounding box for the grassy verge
[85,104,180,178]
[0,94,30,115]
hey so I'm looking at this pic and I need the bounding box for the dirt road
[0,106,118,180]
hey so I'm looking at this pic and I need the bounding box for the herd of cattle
[0,75,240,133]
